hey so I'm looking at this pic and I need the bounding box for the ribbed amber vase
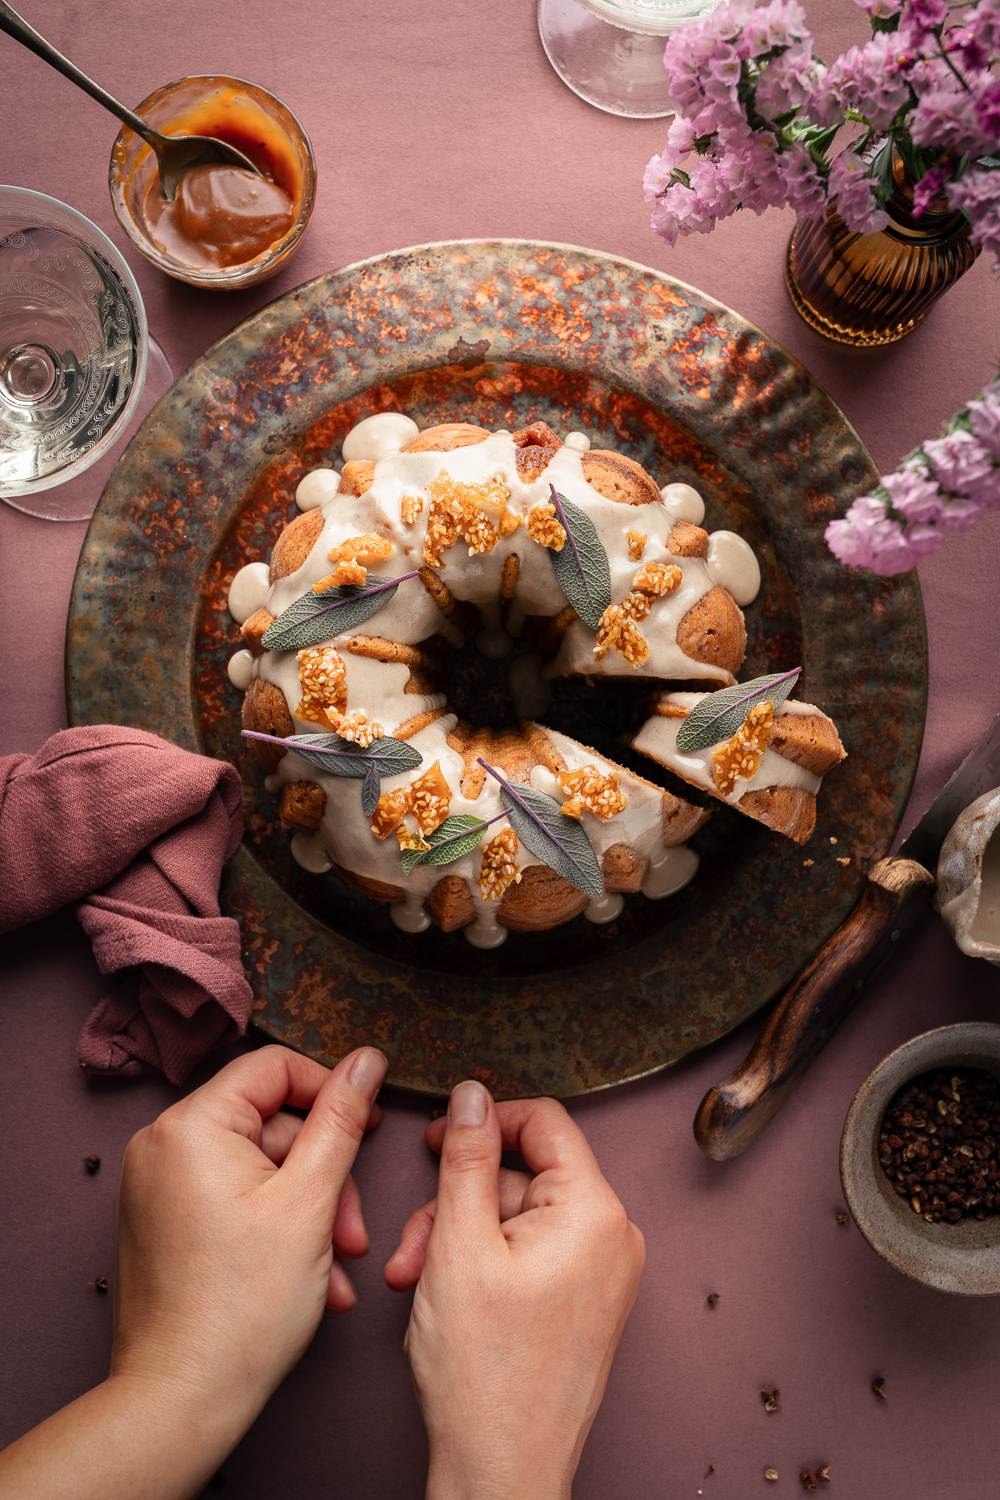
[785,147,979,347]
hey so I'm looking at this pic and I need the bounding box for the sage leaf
[399,813,498,875]
[673,668,802,754]
[548,486,612,631]
[242,729,421,814]
[262,570,420,652]
[478,758,604,899]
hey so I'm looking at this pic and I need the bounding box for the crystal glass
[0,186,170,521]
[537,0,721,118]
[785,145,980,347]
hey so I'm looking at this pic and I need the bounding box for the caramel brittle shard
[396,826,430,854]
[422,470,515,566]
[336,710,384,748]
[557,766,629,821]
[297,646,348,729]
[400,494,423,525]
[712,701,774,796]
[370,788,410,840]
[626,530,647,560]
[408,760,452,834]
[317,532,394,589]
[632,560,682,598]
[594,602,649,667]
[480,827,522,901]
[527,502,567,552]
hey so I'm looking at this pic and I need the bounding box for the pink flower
[882,464,943,523]
[854,0,902,18]
[909,61,994,155]
[948,167,1000,268]
[976,81,1000,146]
[967,385,1000,464]
[755,43,826,120]
[826,496,932,574]
[828,151,888,233]
[816,34,909,131]
[777,142,826,215]
[912,163,950,217]
[923,430,998,506]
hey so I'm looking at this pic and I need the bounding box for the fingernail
[450,1079,488,1126]
[349,1047,388,1099]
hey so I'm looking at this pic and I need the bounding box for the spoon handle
[0,1,159,148]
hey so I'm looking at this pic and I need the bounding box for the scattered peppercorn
[93,1276,109,1294]
[707,1292,720,1309]
[878,1068,1000,1224]
[872,1376,887,1402]
[82,1154,101,1175]
[835,1210,850,1227]
[817,1466,831,1484]
[761,1388,780,1415]
[800,1471,818,1494]
[764,1469,779,1483]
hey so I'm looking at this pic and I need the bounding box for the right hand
[385,1083,645,1500]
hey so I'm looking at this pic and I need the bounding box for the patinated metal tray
[66,240,926,1098]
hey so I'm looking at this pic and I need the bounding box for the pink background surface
[2,2,1000,1495]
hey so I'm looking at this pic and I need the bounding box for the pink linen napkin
[0,726,253,1083]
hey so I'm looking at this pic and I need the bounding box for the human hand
[385,1083,645,1500]
[112,1044,387,1439]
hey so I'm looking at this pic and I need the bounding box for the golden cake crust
[270,509,325,582]
[676,587,747,676]
[582,450,661,507]
[403,423,490,453]
[498,865,588,930]
[738,787,817,845]
[242,679,294,768]
[771,712,846,776]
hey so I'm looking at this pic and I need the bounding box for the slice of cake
[633,688,846,845]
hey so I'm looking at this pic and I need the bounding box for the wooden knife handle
[693,857,936,1162]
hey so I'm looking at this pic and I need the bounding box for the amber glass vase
[785,145,979,347]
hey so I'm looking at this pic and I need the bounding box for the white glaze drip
[341,412,419,462]
[585,892,624,923]
[661,482,705,525]
[564,430,591,451]
[228,562,270,624]
[296,468,340,511]
[706,530,761,606]
[391,895,432,933]
[641,845,700,898]
[291,831,333,874]
[465,908,507,948]
[227,649,255,690]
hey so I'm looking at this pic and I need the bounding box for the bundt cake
[225,412,839,946]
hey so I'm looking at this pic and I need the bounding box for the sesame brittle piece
[557,766,629,821]
[396,826,431,854]
[335,710,384,748]
[632,561,682,598]
[408,759,453,834]
[296,646,348,729]
[527,502,567,551]
[422,470,515,566]
[626,531,647,561]
[370,788,410,840]
[712,701,774,796]
[594,602,649,667]
[318,532,394,589]
[480,827,522,901]
[400,494,423,525]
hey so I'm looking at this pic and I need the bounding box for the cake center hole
[445,633,550,732]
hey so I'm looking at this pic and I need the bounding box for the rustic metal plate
[66,240,927,1098]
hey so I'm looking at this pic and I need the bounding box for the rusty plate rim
[66,237,927,1099]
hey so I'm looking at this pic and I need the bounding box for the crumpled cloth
[0,726,253,1083]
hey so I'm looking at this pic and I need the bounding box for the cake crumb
[802,858,814,867]
[836,855,851,867]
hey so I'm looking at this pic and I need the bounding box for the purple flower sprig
[643,0,1000,254]
[826,374,1000,574]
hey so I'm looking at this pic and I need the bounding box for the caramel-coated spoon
[0,1,261,200]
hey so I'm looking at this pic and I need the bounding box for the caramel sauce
[134,86,301,270]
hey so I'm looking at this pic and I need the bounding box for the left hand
[112,1043,387,1433]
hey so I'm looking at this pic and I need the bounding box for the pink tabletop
[2,3,1000,1495]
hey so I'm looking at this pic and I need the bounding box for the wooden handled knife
[694,715,1000,1162]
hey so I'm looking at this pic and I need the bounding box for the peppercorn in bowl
[841,1024,1000,1296]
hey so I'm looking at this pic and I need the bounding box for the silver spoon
[0,1,262,201]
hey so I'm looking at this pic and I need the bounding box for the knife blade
[694,716,1000,1162]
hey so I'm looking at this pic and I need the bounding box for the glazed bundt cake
[226,412,841,946]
